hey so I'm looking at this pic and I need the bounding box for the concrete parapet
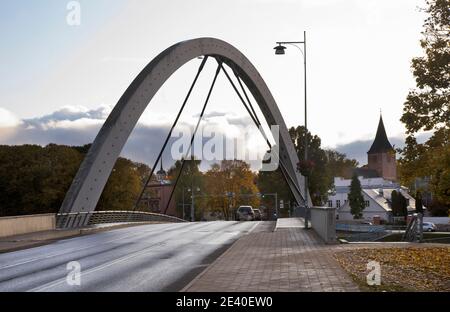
[310,207,336,244]
[0,214,56,238]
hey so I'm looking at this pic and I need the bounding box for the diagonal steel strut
[218,61,306,204]
[163,61,222,215]
[132,56,209,213]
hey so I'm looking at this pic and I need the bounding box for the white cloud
[0,107,21,128]
[0,104,270,171]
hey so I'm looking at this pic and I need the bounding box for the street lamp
[189,186,201,222]
[274,44,287,55]
[274,31,310,229]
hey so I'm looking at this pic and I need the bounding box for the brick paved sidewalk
[183,221,360,292]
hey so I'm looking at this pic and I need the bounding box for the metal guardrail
[336,223,385,233]
[402,213,423,242]
[336,223,388,242]
[56,210,186,229]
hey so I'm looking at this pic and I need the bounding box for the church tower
[156,158,167,182]
[367,115,397,181]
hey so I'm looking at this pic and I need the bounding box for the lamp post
[190,186,201,222]
[262,193,278,220]
[274,31,309,229]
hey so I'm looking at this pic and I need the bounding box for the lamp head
[274,44,286,55]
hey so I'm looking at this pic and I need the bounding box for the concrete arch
[59,38,310,224]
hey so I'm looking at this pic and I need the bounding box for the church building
[367,115,397,181]
[351,115,397,181]
[326,115,412,222]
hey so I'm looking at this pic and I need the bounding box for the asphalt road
[0,221,260,292]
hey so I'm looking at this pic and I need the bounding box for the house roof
[339,187,416,213]
[362,188,416,212]
[368,115,394,154]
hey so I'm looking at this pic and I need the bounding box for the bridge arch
[59,38,310,225]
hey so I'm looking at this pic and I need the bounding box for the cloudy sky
[0,0,428,168]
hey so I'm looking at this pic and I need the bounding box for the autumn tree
[399,0,449,210]
[204,160,260,220]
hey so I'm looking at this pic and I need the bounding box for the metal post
[303,31,309,229]
[419,212,424,242]
[191,186,195,222]
[274,33,309,228]
[182,187,185,220]
[275,193,278,219]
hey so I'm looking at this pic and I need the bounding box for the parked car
[253,209,262,221]
[235,206,255,221]
[422,222,437,232]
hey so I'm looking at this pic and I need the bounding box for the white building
[328,177,416,222]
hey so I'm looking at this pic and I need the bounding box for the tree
[399,192,408,219]
[391,190,399,216]
[348,175,365,219]
[324,150,359,180]
[415,191,424,214]
[401,0,449,134]
[391,190,408,218]
[0,144,149,217]
[167,156,203,218]
[0,144,84,216]
[288,126,358,205]
[289,126,332,205]
[96,158,143,211]
[399,0,449,211]
[204,160,260,220]
[257,168,294,217]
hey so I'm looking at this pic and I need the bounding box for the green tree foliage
[399,193,408,218]
[399,0,449,211]
[288,126,358,205]
[415,191,424,214]
[257,167,294,216]
[0,144,149,217]
[348,175,365,219]
[167,156,203,218]
[324,150,359,180]
[96,158,143,211]
[0,144,83,216]
[391,190,408,218]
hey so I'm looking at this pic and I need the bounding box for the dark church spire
[156,158,167,181]
[368,115,393,154]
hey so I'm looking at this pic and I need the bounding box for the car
[253,209,262,220]
[235,206,255,221]
[422,222,437,232]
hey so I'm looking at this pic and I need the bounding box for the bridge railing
[56,210,186,229]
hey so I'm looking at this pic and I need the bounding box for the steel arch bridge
[58,38,311,228]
